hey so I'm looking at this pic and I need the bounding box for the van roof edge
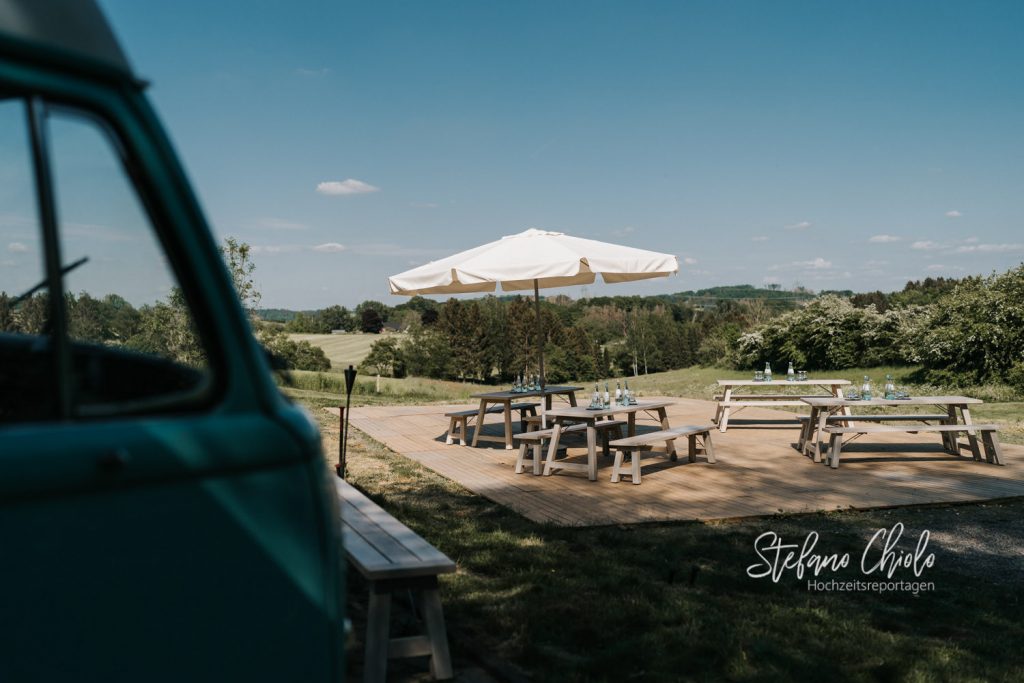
[0,0,134,79]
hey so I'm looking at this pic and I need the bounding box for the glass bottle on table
[787,362,795,382]
[624,379,631,404]
[603,382,611,408]
[592,383,601,408]
[884,374,896,400]
[764,362,772,382]
[861,375,872,401]
[615,381,622,405]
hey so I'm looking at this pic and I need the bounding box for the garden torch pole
[339,364,357,479]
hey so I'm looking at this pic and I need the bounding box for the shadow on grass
[335,422,1024,683]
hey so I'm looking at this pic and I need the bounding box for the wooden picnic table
[714,378,851,432]
[800,395,991,466]
[469,385,581,450]
[543,401,675,481]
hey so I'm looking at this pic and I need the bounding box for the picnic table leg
[365,588,392,683]
[586,422,598,481]
[503,399,514,450]
[703,431,717,463]
[719,388,732,432]
[470,400,487,448]
[981,430,1003,465]
[567,390,578,407]
[543,419,563,476]
[657,407,677,461]
[813,408,830,463]
[831,383,852,418]
[627,412,636,437]
[958,405,982,461]
[828,431,843,469]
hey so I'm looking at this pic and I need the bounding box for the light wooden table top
[802,395,983,407]
[546,401,674,420]
[717,378,851,387]
[471,385,582,400]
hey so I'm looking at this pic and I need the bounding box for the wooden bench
[445,402,539,445]
[514,419,626,475]
[608,424,716,484]
[796,413,950,452]
[335,478,456,682]
[821,423,1003,469]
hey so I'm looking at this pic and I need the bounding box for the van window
[0,97,51,421]
[46,107,210,414]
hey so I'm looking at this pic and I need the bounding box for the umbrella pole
[534,278,544,389]
[534,278,546,431]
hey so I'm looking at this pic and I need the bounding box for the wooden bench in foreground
[608,424,716,484]
[335,478,455,682]
[445,402,539,445]
[514,419,626,475]
[822,423,1003,469]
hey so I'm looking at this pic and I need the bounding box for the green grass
[312,406,1024,683]
[288,332,406,369]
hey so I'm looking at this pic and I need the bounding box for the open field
[308,405,1024,682]
[287,332,405,369]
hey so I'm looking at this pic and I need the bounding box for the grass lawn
[288,332,406,369]
[307,402,1024,683]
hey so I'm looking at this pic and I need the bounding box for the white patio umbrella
[388,228,679,394]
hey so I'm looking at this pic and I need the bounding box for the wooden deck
[345,397,1024,527]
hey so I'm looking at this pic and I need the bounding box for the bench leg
[703,432,716,463]
[981,430,1003,465]
[543,422,563,476]
[532,443,543,475]
[365,590,392,683]
[514,443,528,474]
[445,417,457,445]
[719,388,732,432]
[828,433,842,469]
[687,435,697,463]
[416,588,453,680]
[611,449,625,483]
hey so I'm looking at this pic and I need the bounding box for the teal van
[0,1,344,680]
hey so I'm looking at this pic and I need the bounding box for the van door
[0,95,339,680]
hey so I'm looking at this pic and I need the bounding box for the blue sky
[99,0,1024,309]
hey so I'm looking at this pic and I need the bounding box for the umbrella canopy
[388,228,678,296]
[388,228,679,405]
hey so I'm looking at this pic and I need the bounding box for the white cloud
[869,234,901,243]
[785,221,812,231]
[864,260,889,267]
[751,235,769,242]
[963,236,979,243]
[954,243,1024,254]
[762,276,781,285]
[683,257,698,265]
[7,241,28,253]
[797,257,832,269]
[945,210,962,218]
[313,242,346,253]
[769,257,833,271]
[259,217,308,231]
[250,244,303,254]
[926,264,964,272]
[316,179,380,196]
[911,240,940,250]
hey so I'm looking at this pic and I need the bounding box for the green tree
[362,337,405,377]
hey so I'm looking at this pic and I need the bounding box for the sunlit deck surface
[347,397,1024,526]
